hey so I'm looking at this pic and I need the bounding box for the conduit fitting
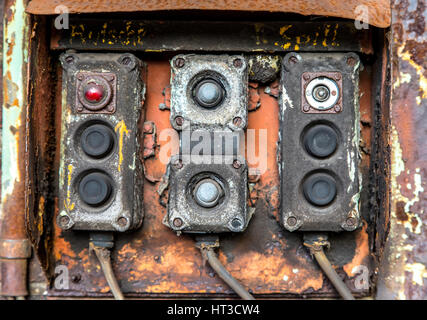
[0,239,32,297]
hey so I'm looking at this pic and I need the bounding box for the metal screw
[231,218,243,230]
[175,116,184,127]
[174,58,185,68]
[121,57,131,65]
[346,217,356,227]
[71,274,81,283]
[118,217,127,227]
[233,159,242,169]
[287,216,297,227]
[77,74,84,81]
[233,117,242,127]
[346,57,356,66]
[173,159,183,169]
[335,73,341,81]
[77,105,84,112]
[65,55,74,64]
[303,73,311,81]
[59,215,70,226]
[173,218,183,228]
[303,105,311,112]
[289,56,298,64]
[233,58,243,68]
[107,104,114,112]
[334,104,341,112]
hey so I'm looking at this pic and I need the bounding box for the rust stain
[26,0,391,28]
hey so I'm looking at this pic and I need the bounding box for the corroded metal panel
[47,60,373,298]
[26,0,391,28]
[376,0,427,300]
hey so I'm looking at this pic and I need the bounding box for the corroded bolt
[346,217,356,227]
[233,117,242,127]
[107,105,114,112]
[334,105,341,112]
[303,73,311,81]
[346,57,356,66]
[303,105,311,112]
[77,74,84,81]
[118,217,128,227]
[120,57,131,65]
[233,159,242,169]
[71,274,81,283]
[174,159,183,169]
[287,216,297,227]
[65,55,75,64]
[173,218,183,228]
[175,116,184,127]
[335,73,342,81]
[77,105,84,112]
[233,58,243,68]
[174,58,185,68]
[289,56,298,64]
[231,218,243,229]
[59,215,70,226]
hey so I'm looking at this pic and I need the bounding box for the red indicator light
[84,83,104,103]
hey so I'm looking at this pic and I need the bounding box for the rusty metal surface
[50,20,372,53]
[376,0,427,300]
[26,0,391,28]
[0,0,31,297]
[44,59,373,298]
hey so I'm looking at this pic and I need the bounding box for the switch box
[170,54,248,130]
[58,52,145,232]
[279,52,361,232]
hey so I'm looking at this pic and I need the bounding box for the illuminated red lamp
[84,83,105,103]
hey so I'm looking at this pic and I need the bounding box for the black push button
[81,124,114,158]
[78,172,112,206]
[304,124,337,158]
[303,173,337,206]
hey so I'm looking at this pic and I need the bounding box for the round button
[193,79,224,108]
[304,125,338,158]
[194,179,222,208]
[84,83,105,103]
[78,172,112,207]
[303,173,337,206]
[80,124,114,158]
[312,85,330,102]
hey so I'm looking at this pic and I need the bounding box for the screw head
[120,57,131,65]
[303,73,311,81]
[233,58,243,68]
[231,218,243,230]
[173,218,183,228]
[289,56,298,64]
[334,104,341,112]
[59,215,70,226]
[287,216,297,227]
[118,217,128,227]
[233,117,243,127]
[346,57,356,66]
[303,105,311,112]
[174,116,184,127]
[174,58,185,68]
[335,73,342,81]
[346,217,356,227]
[173,158,183,169]
[65,55,75,64]
[233,159,242,169]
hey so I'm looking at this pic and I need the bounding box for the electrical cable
[303,233,355,300]
[196,236,255,300]
[89,232,124,300]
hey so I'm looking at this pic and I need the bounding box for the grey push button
[303,173,337,206]
[78,172,112,207]
[194,179,223,208]
[304,125,338,158]
[193,79,224,108]
[80,124,114,158]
